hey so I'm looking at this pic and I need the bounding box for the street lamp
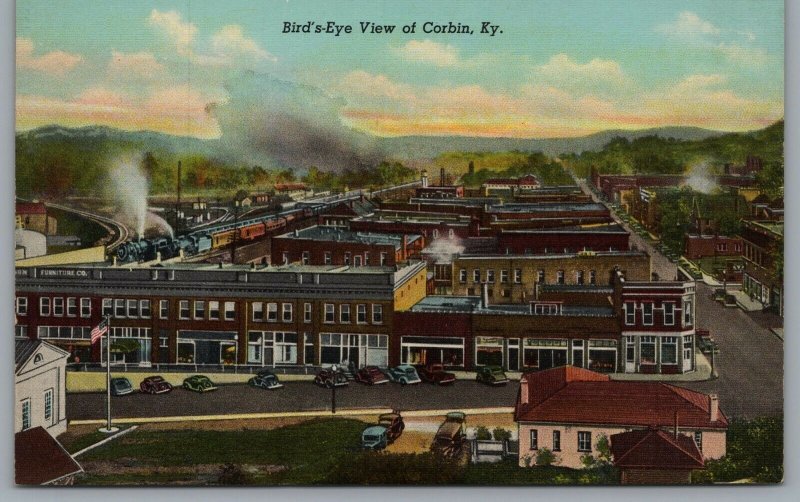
[330,364,337,414]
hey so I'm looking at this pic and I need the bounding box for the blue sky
[16,0,784,138]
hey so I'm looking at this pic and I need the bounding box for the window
[486,270,495,283]
[664,303,675,325]
[224,302,235,321]
[324,252,332,265]
[472,269,480,283]
[209,301,220,320]
[357,304,367,323]
[21,399,31,431]
[661,336,678,365]
[126,298,139,318]
[159,300,169,319]
[684,300,693,326]
[179,300,190,319]
[324,304,335,323]
[624,302,635,325]
[380,253,387,265]
[340,304,351,323]
[282,303,293,322]
[529,429,538,450]
[344,252,351,265]
[44,389,53,423]
[459,269,467,283]
[304,303,312,323]
[282,252,289,265]
[115,299,126,317]
[16,297,28,316]
[514,269,522,284]
[694,431,703,452]
[267,303,278,322]
[533,303,560,315]
[194,300,205,320]
[372,304,383,324]
[552,430,561,452]
[537,270,545,284]
[590,270,596,285]
[643,302,654,325]
[140,299,151,318]
[432,229,439,239]
[80,298,91,317]
[252,302,264,322]
[364,252,370,265]
[500,270,509,283]
[67,297,77,317]
[354,255,363,267]
[102,298,112,316]
[640,336,656,364]
[53,297,64,316]
[302,251,310,265]
[39,297,51,316]
[578,431,592,452]
[576,271,584,285]
[556,270,565,285]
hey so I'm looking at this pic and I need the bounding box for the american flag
[90,318,108,344]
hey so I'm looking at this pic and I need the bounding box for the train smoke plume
[108,154,173,239]
[686,160,719,194]
[425,236,465,264]
[212,73,384,171]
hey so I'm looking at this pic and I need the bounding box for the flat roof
[275,226,423,249]
[487,203,607,213]
[746,220,783,236]
[409,296,615,317]
[500,223,626,234]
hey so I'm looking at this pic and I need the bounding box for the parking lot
[66,380,519,421]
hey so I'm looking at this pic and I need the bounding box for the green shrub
[475,426,492,441]
[492,427,512,442]
[535,448,556,467]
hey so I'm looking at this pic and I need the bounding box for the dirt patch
[385,431,433,454]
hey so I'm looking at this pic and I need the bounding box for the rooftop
[15,427,83,485]
[409,296,615,317]
[487,203,607,213]
[611,428,704,470]
[500,223,627,234]
[274,226,423,249]
[745,220,783,236]
[515,366,728,429]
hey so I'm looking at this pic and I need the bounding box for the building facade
[15,340,69,437]
[741,220,783,316]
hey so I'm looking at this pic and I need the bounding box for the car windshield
[150,377,164,382]
[363,435,379,442]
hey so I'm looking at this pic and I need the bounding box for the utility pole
[231,201,239,264]
[175,160,182,234]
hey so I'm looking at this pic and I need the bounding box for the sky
[16,0,785,140]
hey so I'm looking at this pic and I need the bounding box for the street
[66,380,519,421]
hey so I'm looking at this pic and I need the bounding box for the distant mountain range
[16,124,729,163]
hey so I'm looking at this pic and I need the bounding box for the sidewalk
[609,351,713,382]
[729,290,764,312]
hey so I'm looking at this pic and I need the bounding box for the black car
[248,369,283,390]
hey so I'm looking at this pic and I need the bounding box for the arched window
[34,353,44,364]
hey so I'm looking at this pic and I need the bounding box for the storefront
[247,331,299,366]
[475,337,504,367]
[177,331,237,365]
[587,339,617,373]
[522,338,568,370]
[36,326,93,364]
[319,333,388,368]
[401,336,464,367]
[106,327,152,366]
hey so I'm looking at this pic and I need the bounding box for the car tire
[149,388,156,395]
[325,380,334,389]
[400,379,407,386]
[183,383,189,390]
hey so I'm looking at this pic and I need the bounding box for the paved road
[66,381,519,421]
[681,282,783,419]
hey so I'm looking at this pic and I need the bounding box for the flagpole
[105,314,112,432]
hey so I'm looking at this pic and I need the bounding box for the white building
[15,339,70,437]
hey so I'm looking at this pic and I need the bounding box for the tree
[535,447,557,466]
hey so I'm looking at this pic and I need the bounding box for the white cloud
[148,9,197,55]
[716,43,769,65]
[108,51,164,77]
[657,11,720,38]
[16,37,83,76]
[212,25,276,62]
[394,40,461,67]
[536,54,627,84]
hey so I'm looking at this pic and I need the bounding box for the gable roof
[15,427,83,485]
[16,202,47,215]
[16,339,70,374]
[515,366,728,429]
[611,428,704,470]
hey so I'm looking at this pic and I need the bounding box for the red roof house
[611,427,705,484]
[15,427,82,485]
[514,366,727,469]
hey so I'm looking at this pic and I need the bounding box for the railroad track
[43,201,131,251]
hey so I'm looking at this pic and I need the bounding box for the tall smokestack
[440,167,445,187]
[709,394,719,422]
[421,170,429,188]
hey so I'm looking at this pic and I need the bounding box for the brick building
[14,262,428,368]
[684,234,743,260]
[349,211,480,241]
[741,220,783,315]
[16,202,57,235]
[496,224,630,255]
[271,226,424,267]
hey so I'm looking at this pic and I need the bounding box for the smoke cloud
[424,236,465,264]
[686,160,719,194]
[108,153,173,239]
[212,72,384,171]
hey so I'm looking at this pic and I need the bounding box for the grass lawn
[462,459,614,485]
[75,418,366,485]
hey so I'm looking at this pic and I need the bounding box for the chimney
[440,167,445,187]
[709,394,719,422]
[481,282,489,309]
[519,376,529,405]
[402,234,408,260]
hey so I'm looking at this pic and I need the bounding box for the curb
[68,407,516,426]
[72,425,139,457]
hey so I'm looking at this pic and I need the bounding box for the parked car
[139,375,173,394]
[248,369,283,390]
[475,366,509,386]
[354,366,390,385]
[182,375,218,393]
[416,363,456,385]
[431,412,467,457]
[110,377,134,396]
[361,425,389,450]
[314,368,349,388]
[382,365,422,385]
[378,412,405,442]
